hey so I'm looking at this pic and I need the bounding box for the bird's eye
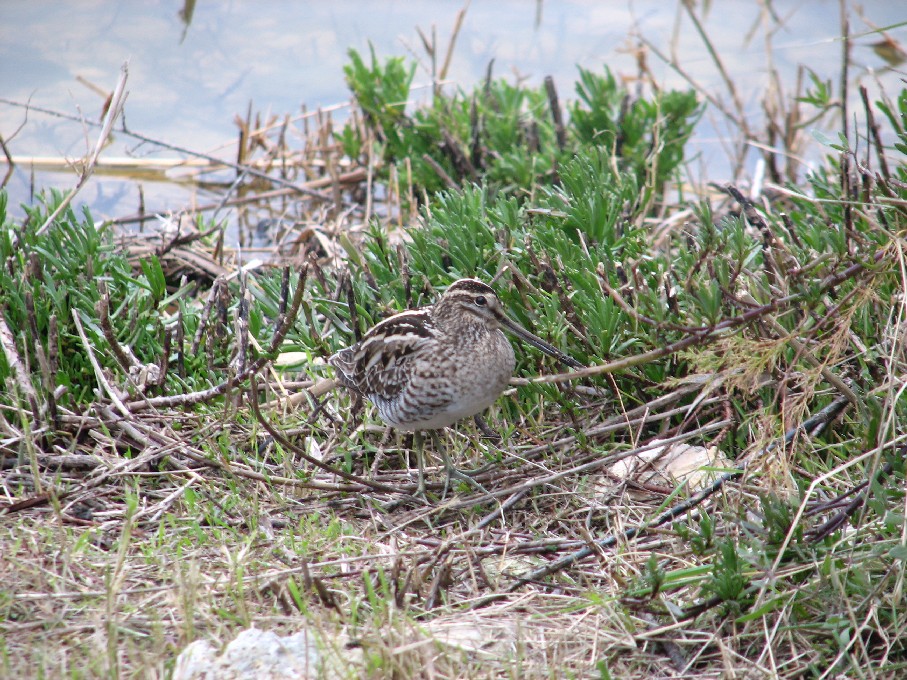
[474,295,487,306]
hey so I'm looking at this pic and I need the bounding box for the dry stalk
[36,64,128,236]
[506,396,850,593]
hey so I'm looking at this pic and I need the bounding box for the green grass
[342,46,699,204]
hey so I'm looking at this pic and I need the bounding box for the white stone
[172,626,351,680]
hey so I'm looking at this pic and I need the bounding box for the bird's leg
[413,430,426,498]
[473,413,503,444]
[448,413,501,478]
[431,430,490,499]
[369,426,394,478]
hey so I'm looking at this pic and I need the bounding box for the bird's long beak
[499,316,585,369]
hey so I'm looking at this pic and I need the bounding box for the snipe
[329,278,582,494]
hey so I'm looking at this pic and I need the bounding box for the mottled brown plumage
[329,278,582,493]
[330,278,580,427]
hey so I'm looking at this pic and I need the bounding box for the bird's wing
[330,310,435,401]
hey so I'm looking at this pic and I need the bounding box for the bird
[328,277,584,496]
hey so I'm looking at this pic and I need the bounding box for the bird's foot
[441,461,491,499]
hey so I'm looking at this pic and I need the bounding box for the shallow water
[1,0,904,226]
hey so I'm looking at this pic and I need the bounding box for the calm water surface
[1,1,904,225]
